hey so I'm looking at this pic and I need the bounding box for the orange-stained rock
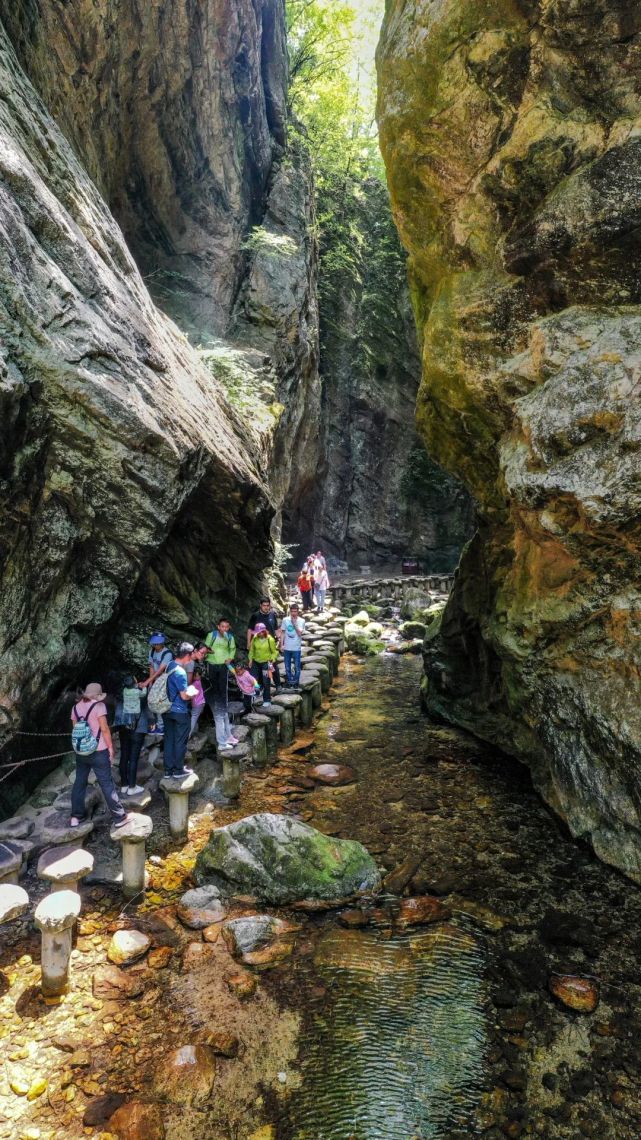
[549,974,599,1013]
[202,1031,240,1057]
[396,896,451,928]
[338,908,369,928]
[243,940,294,969]
[181,942,217,971]
[152,1045,216,1105]
[147,946,173,970]
[108,1100,165,1139]
[203,922,222,944]
[226,971,258,998]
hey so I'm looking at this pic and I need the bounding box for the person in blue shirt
[163,642,197,778]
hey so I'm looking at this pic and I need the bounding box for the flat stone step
[0,883,29,923]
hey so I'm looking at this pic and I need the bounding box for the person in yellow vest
[248,623,279,708]
[204,618,237,751]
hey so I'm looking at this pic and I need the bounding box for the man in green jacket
[204,618,237,750]
[248,623,279,707]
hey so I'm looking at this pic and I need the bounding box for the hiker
[248,623,279,707]
[282,604,305,689]
[204,618,239,751]
[247,597,282,690]
[145,632,173,734]
[163,642,198,778]
[70,683,128,828]
[298,566,314,612]
[113,675,149,796]
[189,664,206,737]
[314,562,330,612]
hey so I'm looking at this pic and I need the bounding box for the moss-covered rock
[378,0,641,880]
[400,621,427,640]
[194,813,381,904]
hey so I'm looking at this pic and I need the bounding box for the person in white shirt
[281,604,305,688]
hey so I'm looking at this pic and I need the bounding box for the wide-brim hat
[82,682,107,701]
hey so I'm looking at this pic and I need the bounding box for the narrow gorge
[1,1,641,1138]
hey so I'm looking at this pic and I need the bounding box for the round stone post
[0,884,29,925]
[37,844,94,894]
[279,707,295,745]
[222,753,242,799]
[243,712,270,768]
[159,771,200,841]
[0,842,23,885]
[259,704,284,759]
[110,815,153,900]
[297,682,314,727]
[34,890,81,997]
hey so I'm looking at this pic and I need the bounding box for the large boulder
[194,813,381,904]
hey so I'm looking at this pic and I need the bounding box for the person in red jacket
[298,566,314,612]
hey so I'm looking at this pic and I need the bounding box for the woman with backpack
[144,632,173,734]
[113,675,149,796]
[70,683,129,828]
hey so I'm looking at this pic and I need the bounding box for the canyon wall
[287,174,473,570]
[377,0,641,878]
[0,17,273,773]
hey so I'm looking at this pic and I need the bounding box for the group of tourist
[68,584,318,832]
[297,551,330,613]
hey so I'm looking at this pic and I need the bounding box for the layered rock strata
[378,0,641,877]
[0,23,271,758]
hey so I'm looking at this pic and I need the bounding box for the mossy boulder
[351,610,371,627]
[194,813,381,904]
[346,633,386,656]
[400,620,427,639]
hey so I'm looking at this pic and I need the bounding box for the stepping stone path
[0,840,23,884]
[0,883,29,923]
[39,810,93,847]
[37,843,94,892]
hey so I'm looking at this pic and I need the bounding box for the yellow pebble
[10,1076,30,1096]
[27,1077,48,1101]
[63,1086,75,1102]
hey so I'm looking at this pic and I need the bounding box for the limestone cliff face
[0,22,272,756]
[378,0,641,877]
[2,0,321,521]
[1,0,287,339]
[288,176,473,570]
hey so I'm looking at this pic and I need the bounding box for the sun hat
[82,682,107,701]
[149,632,166,646]
[254,622,267,633]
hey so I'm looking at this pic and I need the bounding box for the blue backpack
[71,702,101,756]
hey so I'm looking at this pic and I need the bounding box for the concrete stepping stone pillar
[227,700,246,724]
[34,889,81,997]
[222,744,250,799]
[272,693,303,745]
[258,704,284,758]
[0,841,23,885]
[159,771,200,842]
[303,658,331,692]
[243,712,270,768]
[37,844,94,894]
[109,814,153,899]
[297,676,318,726]
[0,883,29,924]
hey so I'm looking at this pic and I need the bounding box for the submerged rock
[549,974,599,1014]
[396,896,451,929]
[176,886,226,930]
[194,812,381,904]
[152,1045,216,1105]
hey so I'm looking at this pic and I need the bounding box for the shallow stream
[2,651,641,1139]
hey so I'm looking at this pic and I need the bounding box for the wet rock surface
[377,0,641,882]
[194,811,381,904]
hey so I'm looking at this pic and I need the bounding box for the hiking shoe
[120,786,129,795]
[218,743,233,751]
[227,736,239,745]
[171,768,193,778]
[262,702,274,709]
[127,784,145,795]
[112,813,133,829]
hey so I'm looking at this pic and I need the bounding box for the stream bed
[2,651,641,1139]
